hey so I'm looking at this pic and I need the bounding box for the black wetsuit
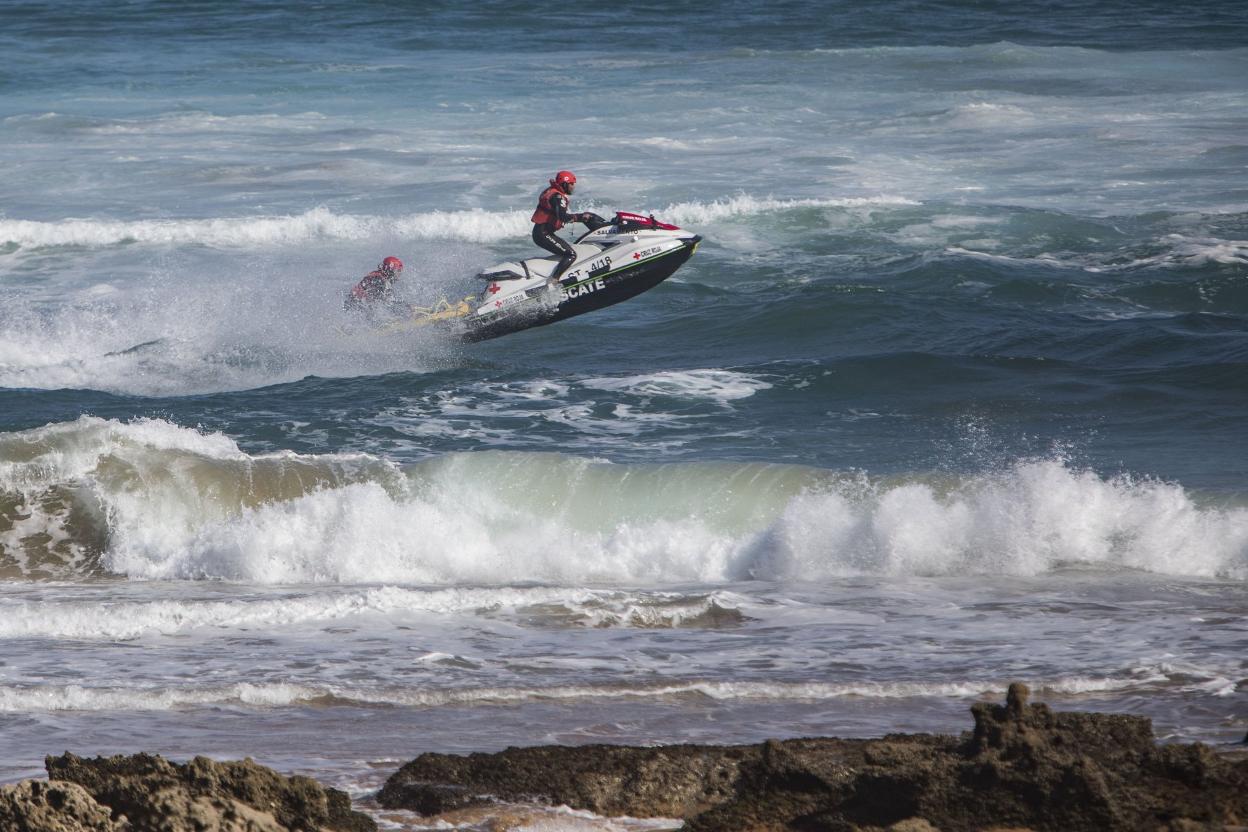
[344,269,398,314]
[532,189,581,283]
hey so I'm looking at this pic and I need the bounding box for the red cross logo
[633,252,641,260]
[488,283,500,294]
[494,300,503,308]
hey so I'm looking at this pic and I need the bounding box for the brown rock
[887,819,940,832]
[379,743,753,819]
[379,683,1248,831]
[45,752,375,832]
[0,779,120,831]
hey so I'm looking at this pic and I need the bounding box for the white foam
[0,675,1176,714]
[660,195,920,227]
[0,196,917,252]
[0,416,408,579]
[0,206,531,250]
[503,805,681,832]
[98,480,747,584]
[948,233,1248,272]
[82,111,330,135]
[1148,234,1248,266]
[0,682,317,712]
[0,255,456,395]
[370,372,767,455]
[3,418,1246,584]
[0,587,747,640]
[370,371,771,457]
[945,102,1038,128]
[944,247,1065,266]
[580,370,772,402]
[751,459,1248,580]
[545,591,749,629]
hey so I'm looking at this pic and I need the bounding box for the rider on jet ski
[344,256,404,313]
[531,171,604,286]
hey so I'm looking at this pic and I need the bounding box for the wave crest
[0,674,1204,714]
[0,196,918,252]
[2,417,1244,583]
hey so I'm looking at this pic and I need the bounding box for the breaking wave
[0,196,916,252]
[0,586,750,640]
[2,417,1245,584]
[0,673,1212,714]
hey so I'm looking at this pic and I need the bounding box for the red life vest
[351,270,390,301]
[531,185,568,230]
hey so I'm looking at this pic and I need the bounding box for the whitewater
[1,1,1246,828]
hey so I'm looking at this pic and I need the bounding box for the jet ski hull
[370,212,701,342]
[462,236,699,342]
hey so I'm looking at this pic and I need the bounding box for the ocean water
[2,0,1246,826]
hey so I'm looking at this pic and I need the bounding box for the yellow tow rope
[376,296,475,333]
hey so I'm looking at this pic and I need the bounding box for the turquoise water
[1,2,1245,826]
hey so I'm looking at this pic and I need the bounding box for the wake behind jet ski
[374,211,701,342]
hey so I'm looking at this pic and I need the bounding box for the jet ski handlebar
[612,211,680,231]
[580,211,611,231]
[577,210,683,232]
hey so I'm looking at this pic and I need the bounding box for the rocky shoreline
[4,685,1246,831]
[377,683,1248,831]
[0,752,377,832]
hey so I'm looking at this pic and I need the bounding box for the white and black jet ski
[389,211,701,342]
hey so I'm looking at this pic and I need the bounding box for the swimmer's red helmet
[553,170,577,194]
[379,256,403,277]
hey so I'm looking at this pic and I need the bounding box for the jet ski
[381,211,700,342]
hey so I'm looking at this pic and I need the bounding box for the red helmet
[379,256,403,277]
[553,170,577,193]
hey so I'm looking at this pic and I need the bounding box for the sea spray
[3,417,1244,583]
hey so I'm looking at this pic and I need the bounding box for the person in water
[345,256,404,312]
[531,170,598,286]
